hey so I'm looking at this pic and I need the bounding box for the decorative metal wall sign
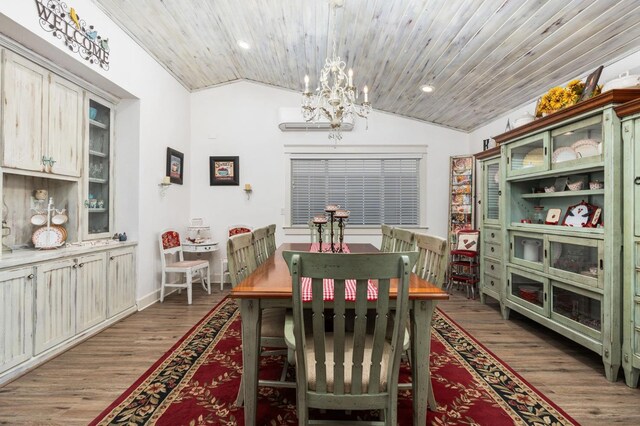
[35,0,110,70]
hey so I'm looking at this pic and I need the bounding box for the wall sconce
[244,183,252,200]
[159,176,171,196]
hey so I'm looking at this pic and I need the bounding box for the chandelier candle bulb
[363,85,369,103]
[304,75,309,93]
[348,68,353,86]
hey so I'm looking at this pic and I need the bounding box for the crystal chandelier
[301,0,371,141]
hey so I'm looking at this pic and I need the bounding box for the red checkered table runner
[302,243,378,302]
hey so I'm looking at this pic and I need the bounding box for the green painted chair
[391,228,415,252]
[380,224,395,252]
[252,226,270,266]
[397,232,448,410]
[283,251,417,425]
[228,233,291,406]
[266,223,277,256]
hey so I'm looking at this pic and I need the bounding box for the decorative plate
[562,202,594,227]
[522,148,544,168]
[571,139,600,158]
[32,226,65,248]
[552,147,578,163]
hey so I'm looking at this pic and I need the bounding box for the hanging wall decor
[34,0,110,70]
[209,156,239,186]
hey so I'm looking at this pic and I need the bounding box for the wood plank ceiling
[92,0,640,132]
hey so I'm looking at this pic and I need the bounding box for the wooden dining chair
[266,224,277,256]
[380,224,395,252]
[391,228,415,252]
[251,226,269,266]
[283,251,417,425]
[220,224,253,290]
[158,229,210,305]
[228,232,291,406]
[397,232,448,410]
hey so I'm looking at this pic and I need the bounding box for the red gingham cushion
[301,243,378,302]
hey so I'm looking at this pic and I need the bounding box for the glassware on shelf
[533,206,545,224]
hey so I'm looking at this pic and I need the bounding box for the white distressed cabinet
[0,243,137,384]
[1,49,83,177]
[0,267,34,374]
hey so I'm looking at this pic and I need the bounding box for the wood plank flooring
[0,287,638,425]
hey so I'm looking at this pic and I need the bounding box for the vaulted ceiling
[92,0,640,131]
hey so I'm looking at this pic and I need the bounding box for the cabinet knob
[110,256,115,260]
[491,232,495,238]
[635,177,640,185]
[490,247,495,252]
[490,265,495,270]
[72,264,78,269]
[27,273,34,279]
[79,263,84,268]
[490,280,494,286]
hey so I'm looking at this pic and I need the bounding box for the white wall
[0,1,192,306]
[190,81,471,280]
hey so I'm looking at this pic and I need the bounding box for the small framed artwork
[562,201,595,227]
[589,207,602,228]
[579,65,604,102]
[209,156,239,186]
[545,208,562,225]
[166,147,184,185]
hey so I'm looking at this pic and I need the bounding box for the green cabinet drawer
[484,241,502,259]
[485,258,502,277]
[484,273,501,291]
[484,227,502,245]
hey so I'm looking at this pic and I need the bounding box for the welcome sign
[35,0,110,70]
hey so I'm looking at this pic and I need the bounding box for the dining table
[230,242,450,426]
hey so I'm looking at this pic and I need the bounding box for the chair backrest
[414,233,448,288]
[380,224,394,252]
[227,232,258,286]
[228,224,253,237]
[252,226,269,265]
[392,228,415,252]
[159,229,183,268]
[283,250,417,408]
[266,224,277,256]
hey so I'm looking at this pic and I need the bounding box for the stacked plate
[32,225,67,249]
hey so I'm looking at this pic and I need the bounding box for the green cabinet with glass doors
[475,147,505,313]
[617,98,640,387]
[493,89,640,382]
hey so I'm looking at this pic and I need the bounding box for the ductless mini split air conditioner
[277,107,354,132]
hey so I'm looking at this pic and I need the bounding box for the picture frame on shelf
[562,201,596,227]
[578,65,604,102]
[166,147,184,185]
[545,208,562,225]
[209,156,240,186]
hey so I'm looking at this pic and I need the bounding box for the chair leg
[205,265,211,294]
[160,272,166,302]
[220,258,225,291]
[187,271,193,305]
[235,373,245,407]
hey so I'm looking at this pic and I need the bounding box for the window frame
[283,144,428,231]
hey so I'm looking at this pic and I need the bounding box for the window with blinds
[291,158,420,226]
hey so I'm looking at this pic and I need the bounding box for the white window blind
[291,158,420,226]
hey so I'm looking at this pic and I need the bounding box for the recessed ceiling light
[237,40,250,50]
[420,85,434,93]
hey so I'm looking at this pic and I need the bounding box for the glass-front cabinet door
[483,158,501,225]
[84,95,114,239]
[506,132,549,177]
[551,281,602,340]
[507,267,548,316]
[550,115,603,171]
[548,236,603,289]
[510,232,544,271]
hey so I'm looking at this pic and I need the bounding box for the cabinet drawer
[484,228,502,245]
[485,258,502,277]
[484,241,502,258]
[636,302,640,356]
[635,242,640,268]
[483,273,501,291]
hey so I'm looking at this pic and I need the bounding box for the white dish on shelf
[30,214,46,226]
[571,139,600,158]
[32,226,65,249]
[552,147,578,163]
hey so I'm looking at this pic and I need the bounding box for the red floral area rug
[91,298,579,425]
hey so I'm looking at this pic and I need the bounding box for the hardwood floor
[0,287,638,425]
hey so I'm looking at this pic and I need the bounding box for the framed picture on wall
[166,147,184,185]
[209,156,239,185]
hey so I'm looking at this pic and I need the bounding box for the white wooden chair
[283,251,417,425]
[158,229,210,304]
[252,226,270,266]
[266,223,277,256]
[391,227,416,252]
[220,224,252,290]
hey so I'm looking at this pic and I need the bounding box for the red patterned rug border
[88,296,231,425]
[434,308,580,425]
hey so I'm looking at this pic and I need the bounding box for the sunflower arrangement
[536,79,601,117]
